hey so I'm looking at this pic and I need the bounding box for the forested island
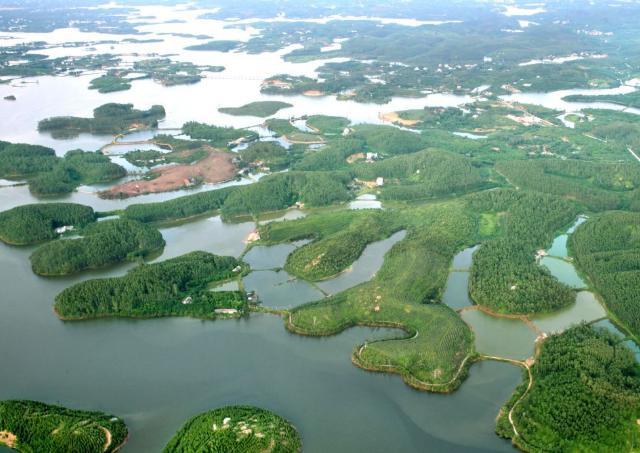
[0,142,126,195]
[218,101,293,117]
[54,251,246,320]
[0,400,128,453]
[30,218,165,276]
[497,325,640,451]
[38,103,166,138]
[2,1,640,451]
[0,203,95,245]
[163,406,302,453]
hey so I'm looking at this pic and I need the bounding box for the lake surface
[0,232,520,452]
[2,4,636,451]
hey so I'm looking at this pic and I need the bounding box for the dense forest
[54,251,245,320]
[354,149,491,200]
[182,121,258,147]
[0,141,58,178]
[284,210,400,281]
[468,190,578,314]
[496,159,640,211]
[163,406,302,453]
[38,103,166,138]
[239,141,291,171]
[0,142,125,194]
[185,39,242,52]
[30,218,165,276]
[497,325,640,452]
[0,203,95,245]
[122,186,238,223]
[571,212,640,338]
[89,72,132,93]
[0,400,128,453]
[220,171,351,219]
[123,167,351,224]
[30,150,126,195]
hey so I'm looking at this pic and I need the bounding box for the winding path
[100,426,112,452]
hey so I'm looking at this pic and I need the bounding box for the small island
[0,203,95,246]
[0,142,126,195]
[185,40,242,52]
[38,103,166,139]
[218,101,293,118]
[30,218,165,276]
[54,251,247,320]
[163,406,301,453]
[0,400,128,453]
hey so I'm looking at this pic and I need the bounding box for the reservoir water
[0,229,520,452]
[0,4,637,451]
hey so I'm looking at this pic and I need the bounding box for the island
[0,400,128,453]
[185,40,243,52]
[0,203,95,246]
[218,101,293,117]
[54,251,247,320]
[163,406,301,453]
[38,103,166,139]
[0,142,126,195]
[30,218,165,276]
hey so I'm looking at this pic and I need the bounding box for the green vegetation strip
[260,210,401,281]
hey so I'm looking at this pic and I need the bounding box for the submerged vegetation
[164,406,301,453]
[0,400,128,453]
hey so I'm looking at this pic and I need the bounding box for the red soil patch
[101,150,236,199]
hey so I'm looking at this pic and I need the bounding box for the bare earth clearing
[379,111,420,127]
[0,431,17,448]
[100,149,236,199]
